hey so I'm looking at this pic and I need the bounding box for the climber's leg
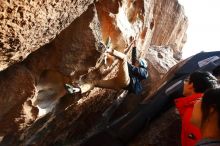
[65,49,130,94]
[95,57,130,90]
[109,49,127,61]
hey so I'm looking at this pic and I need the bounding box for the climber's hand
[131,40,136,48]
[106,47,113,54]
[97,42,106,53]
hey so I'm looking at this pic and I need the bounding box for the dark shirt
[126,63,148,95]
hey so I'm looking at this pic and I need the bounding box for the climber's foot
[64,84,81,94]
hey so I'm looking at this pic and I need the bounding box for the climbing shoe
[64,84,81,94]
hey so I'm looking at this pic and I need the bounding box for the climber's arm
[107,48,127,61]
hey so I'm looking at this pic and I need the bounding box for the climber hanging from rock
[65,40,149,95]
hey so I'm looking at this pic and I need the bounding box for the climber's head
[134,58,148,69]
[139,58,148,69]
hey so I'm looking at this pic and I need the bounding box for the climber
[65,41,148,95]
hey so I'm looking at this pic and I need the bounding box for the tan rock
[0,0,95,71]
